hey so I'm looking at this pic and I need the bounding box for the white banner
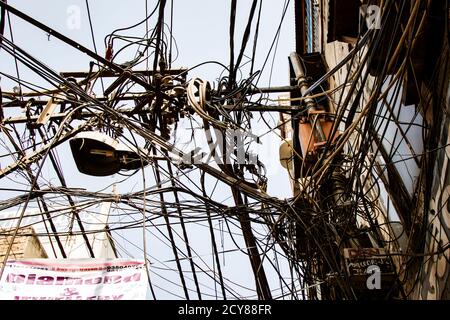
[0,259,147,300]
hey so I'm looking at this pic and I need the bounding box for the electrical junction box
[343,248,397,292]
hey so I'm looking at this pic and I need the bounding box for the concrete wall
[413,71,450,300]
[0,227,48,265]
[0,202,117,260]
[282,0,450,299]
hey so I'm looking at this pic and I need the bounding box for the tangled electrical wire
[0,0,449,301]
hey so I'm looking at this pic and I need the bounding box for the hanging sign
[0,259,147,300]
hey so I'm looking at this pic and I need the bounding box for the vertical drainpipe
[289,52,327,156]
[292,0,306,182]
